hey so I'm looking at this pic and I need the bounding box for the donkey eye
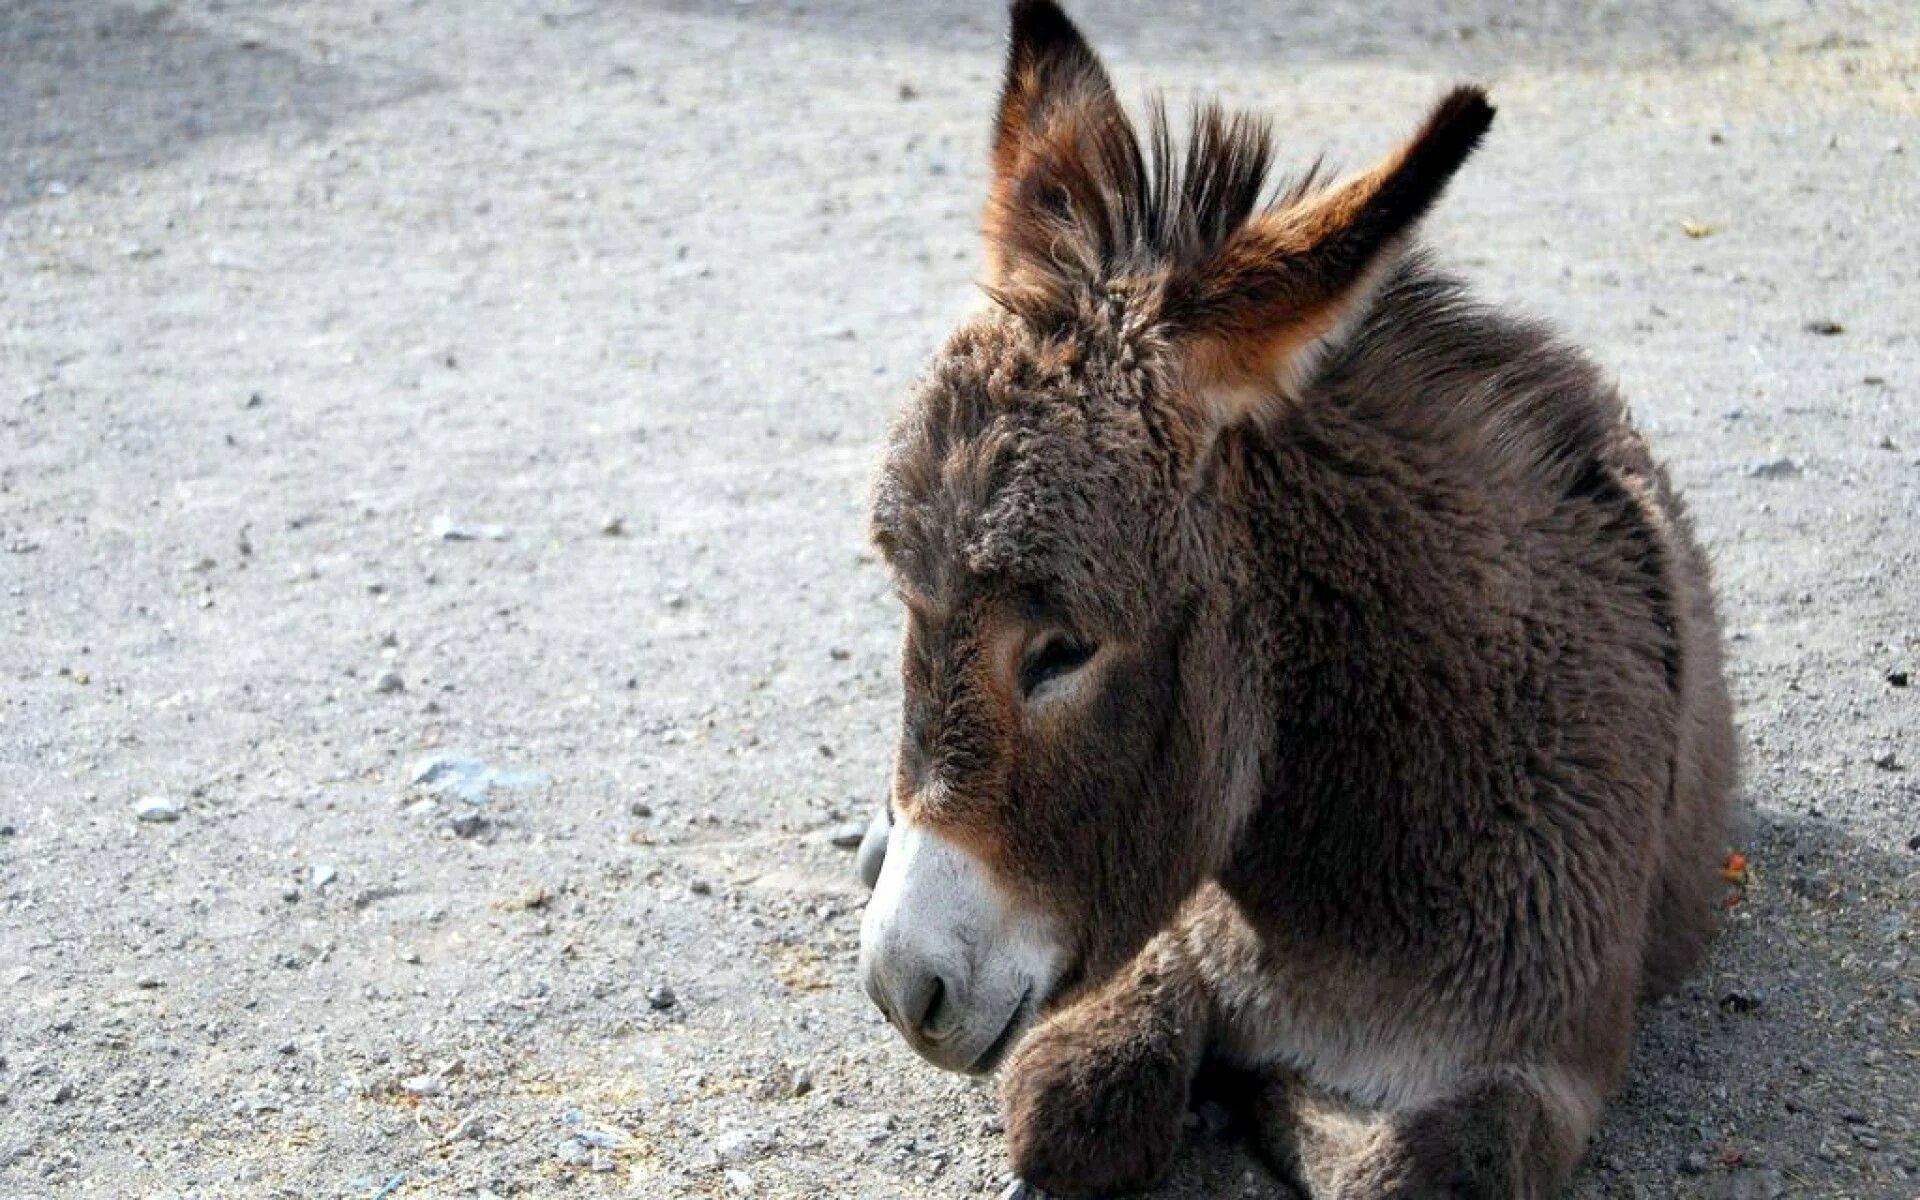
[1019,635,1096,698]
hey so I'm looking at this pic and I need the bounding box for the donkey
[855,3,1736,1196]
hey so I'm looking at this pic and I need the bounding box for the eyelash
[1018,635,1096,697]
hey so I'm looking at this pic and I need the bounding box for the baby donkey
[857,3,1736,1197]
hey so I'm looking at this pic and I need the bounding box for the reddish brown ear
[983,1,1130,292]
[1166,87,1495,398]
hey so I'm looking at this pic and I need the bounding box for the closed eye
[1018,635,1096,698]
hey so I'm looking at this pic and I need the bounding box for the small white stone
[133,796,181,823]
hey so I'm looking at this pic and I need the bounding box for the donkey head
[857,0,1492,1074]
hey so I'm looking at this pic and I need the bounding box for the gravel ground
[1,2,1915,1197]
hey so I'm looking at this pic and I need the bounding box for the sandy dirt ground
[1,1,1916,1197]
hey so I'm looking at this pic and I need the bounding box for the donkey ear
[1166,87,1495,402]
[983,2,1126,286]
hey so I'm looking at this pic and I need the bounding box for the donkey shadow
[632,0,1762,72]
[0,0,436,211]
[1143,809,1917,1198]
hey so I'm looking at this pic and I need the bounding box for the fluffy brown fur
[865,3,1736,1195]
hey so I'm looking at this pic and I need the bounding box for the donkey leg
[1295,1065,1600,1200]
[1240,1068,1380,1198]
[999,936,1211,1197]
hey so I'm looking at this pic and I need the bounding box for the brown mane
[984,94,1288,323]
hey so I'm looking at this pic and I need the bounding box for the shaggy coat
[859,4,1736,1196]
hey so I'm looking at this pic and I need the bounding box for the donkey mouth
[968,985,1035,1075]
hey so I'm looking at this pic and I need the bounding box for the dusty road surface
[2,1,1916,1197]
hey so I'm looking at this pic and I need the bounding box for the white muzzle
[857,813,1065,1074]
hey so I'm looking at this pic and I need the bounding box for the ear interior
[983,1,1130,292]
[1167,87,1495,401]
[991,2,1115,186]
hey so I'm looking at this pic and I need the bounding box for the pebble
[133,796,182,823]
[1803,319,1845,336]
[628,801,653,818]
[432,514,510,542]
[373,670,405,694]
[600,515,626,536]
[49,1082,76,1104]
[688,878,712,896]
[554,1138,590,1167]
[447,1114,486,1141]
[401,1075,443,1097]
[411,755,547,805]
[827,821,867,849]
[647,983,677,1011]
[310,863,338,889]
[448,811,486,839]
[713,1127,770,1164]
[724,1169,755,1194]
[1710,1168,1787,1200]
[1745,457,1802,480]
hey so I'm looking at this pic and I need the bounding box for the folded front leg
[1270,1064,1600,1200]
[999,934,1212,1197]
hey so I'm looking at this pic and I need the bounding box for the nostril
[863,971,897,1026]
[903,972,967,1043]
[914,975,947,1037]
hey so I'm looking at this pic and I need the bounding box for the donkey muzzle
[857,815,1064,1075]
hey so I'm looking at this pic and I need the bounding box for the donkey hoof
[999,1178,1065,1200]
[855,805,891,889]
[1003,1035,1186,1195]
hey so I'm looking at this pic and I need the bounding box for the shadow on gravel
[636,0,1765,71]
[0,1,437,211]
[1579,812,1917,1198]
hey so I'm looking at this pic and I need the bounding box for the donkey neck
[1205,284,1570,954]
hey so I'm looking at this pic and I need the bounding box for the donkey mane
[981,11,1623,516]
[983,0,1350,326]
[984,95,1308,318]
[976,2,1612,505]
[1321,258,1628,503]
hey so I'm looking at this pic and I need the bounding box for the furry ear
[983,1,1132,296]
[1165,87,1495,404]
